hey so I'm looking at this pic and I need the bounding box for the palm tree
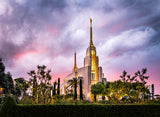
[68,77,78,100]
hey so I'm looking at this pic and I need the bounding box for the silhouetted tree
[79,78,83,100]
[0,58,14,95]
[29,70,37,101]
[0,58,7,88]
[120,70,136,102]
[134,68,149,102]
[134,68,149,85]
[4,72,14,94]
[57,78,60,95]
[14,84,21,97]
[28,65,52,104]
[53,81,57,96]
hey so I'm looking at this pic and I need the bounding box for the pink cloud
[13,50,40,59]
[109,21,126,33]
[47,28,57,35]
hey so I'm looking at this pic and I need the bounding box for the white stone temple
[61,19,106,101]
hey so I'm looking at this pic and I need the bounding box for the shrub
[18,96,35,104]
[99,100,110,104]
[1,102,160,117]
[0,96,16,117]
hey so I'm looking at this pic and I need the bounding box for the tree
[28,70,37,101]
[0,58,14,95]
[68,77,78,100]
[131,82,144,102]
[110,80,123,101]
[28,65,53,104]
[0,58,5,88]
[120,70,136,102]
[52,81,57,96]
[14,78,29,99]
[135,68,149,85]
[14,84,21,98]
[91,82,104,102]
[4,72,14,94]
[120,68,149,103]
[103,82,111,100]
[133,68,149,102]
[79,78,83,100]
[57,78,60,95]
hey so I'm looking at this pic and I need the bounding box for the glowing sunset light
[13,50,40,58]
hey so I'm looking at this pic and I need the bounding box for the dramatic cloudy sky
[0,0,160,94]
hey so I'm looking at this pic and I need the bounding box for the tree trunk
[102,96,105,100]
[94,95,96,102]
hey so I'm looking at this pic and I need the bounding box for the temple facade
[61,19,106,101]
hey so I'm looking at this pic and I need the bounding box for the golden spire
[73,52,77,72]
[90,18,93,46]
[90,18,92,26]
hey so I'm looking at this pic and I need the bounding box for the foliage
[91,82,104,102]
[17,96,35,104]
[15,78,29,95]
[1,104,160,117]
[68,77,78,100]
[0,96,16,117]
[134,68,149,102]
[134,68,149,84]
[14,83,21,97]
[119,68,149,103]
[14,78,29,100]
[90,68,150,104]
[104,82,111,95]
[0,58,14,95]
[28,65,53,104]
[110,80,123,101]
[65,89,74,99]
[120,70,135,100]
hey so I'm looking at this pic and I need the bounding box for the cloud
[99,26,156,57]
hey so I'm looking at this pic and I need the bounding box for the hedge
[0,96,16,117]
[1,97,160,117]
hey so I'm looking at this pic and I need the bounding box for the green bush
[18,96,35,104]
[0,96,16,117]
[99,100,110,104]
[1,103,160,117]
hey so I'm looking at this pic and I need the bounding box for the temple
[61,19,106,101]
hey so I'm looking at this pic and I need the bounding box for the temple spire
[90,18,93,46]
[73,52,77,72]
